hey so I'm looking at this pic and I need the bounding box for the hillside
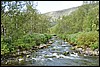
[44,6,79,20]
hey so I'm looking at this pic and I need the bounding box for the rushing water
[1,36,99,66]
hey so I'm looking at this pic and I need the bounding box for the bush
[77,31,98,47]
[60,31,99,50]
[90,42,99,50]
[1,42,10,55]
[1,33,52,55]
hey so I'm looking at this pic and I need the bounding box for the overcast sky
[35,1,83,14]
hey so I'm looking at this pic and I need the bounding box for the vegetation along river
[1,36,99,66]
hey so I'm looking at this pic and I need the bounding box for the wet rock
[47,58,53,61]
[23,51,27,54]
[18,58,24,62]
[47,44,51,46]
[70,42,76,46]
[12,53,16,56]
[5,61,8,64]
[78,48,82,51]
[38,44,48,49]
[59,54,66,58]
[63,51,69,56]
[44,55,56,58]
[70,52,79,57]
[52,48,56,50]
[64,42,68,44]
[49,41,53,44]
[93,51,99,56]
[71,47,75,50]
[26,55,31,58]
[61,45,67,47]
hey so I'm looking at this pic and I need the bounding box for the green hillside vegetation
[1,1,52,55]
[50,2,99,50]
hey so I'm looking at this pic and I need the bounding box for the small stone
[49,41,53,44]
[77,48,82,51]
[26,55,31,58]
[71,47,75,50]
[23,51,27,54]
[18,58,24,62]
[47,44,51,46]
[5,62,8,64]
[63,51,69,56]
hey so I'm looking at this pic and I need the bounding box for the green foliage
[1,42,10,55]
[90,42,98,50]
[65,31,99,50]
[77,31,98,46]
[50,3,99,34]
[58,31,99,50]
[1,33,52,55]
[1,1,52,55]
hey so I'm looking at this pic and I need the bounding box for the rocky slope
[44,6,78,20]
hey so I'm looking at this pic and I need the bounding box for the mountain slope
[44,6,79,20]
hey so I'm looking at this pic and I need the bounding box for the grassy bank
[58,31,99,50]
[1,33,52,56]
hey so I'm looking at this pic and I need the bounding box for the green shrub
[61,31,99,50]
[1,42,10,55]
[90,42,99,50]
[77,31,98,47]
[1,33,52,55]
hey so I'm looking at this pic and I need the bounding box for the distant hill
[44,6,79,20]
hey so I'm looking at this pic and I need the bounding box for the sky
[34,1,83,14]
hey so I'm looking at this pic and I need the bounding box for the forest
[1,1,52,55]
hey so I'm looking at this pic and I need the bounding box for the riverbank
[57,31,99,56]
[1,38,54,61]
[71,45,99,56]
[1,33,52,58]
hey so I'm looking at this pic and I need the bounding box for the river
[1,36,99,66]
